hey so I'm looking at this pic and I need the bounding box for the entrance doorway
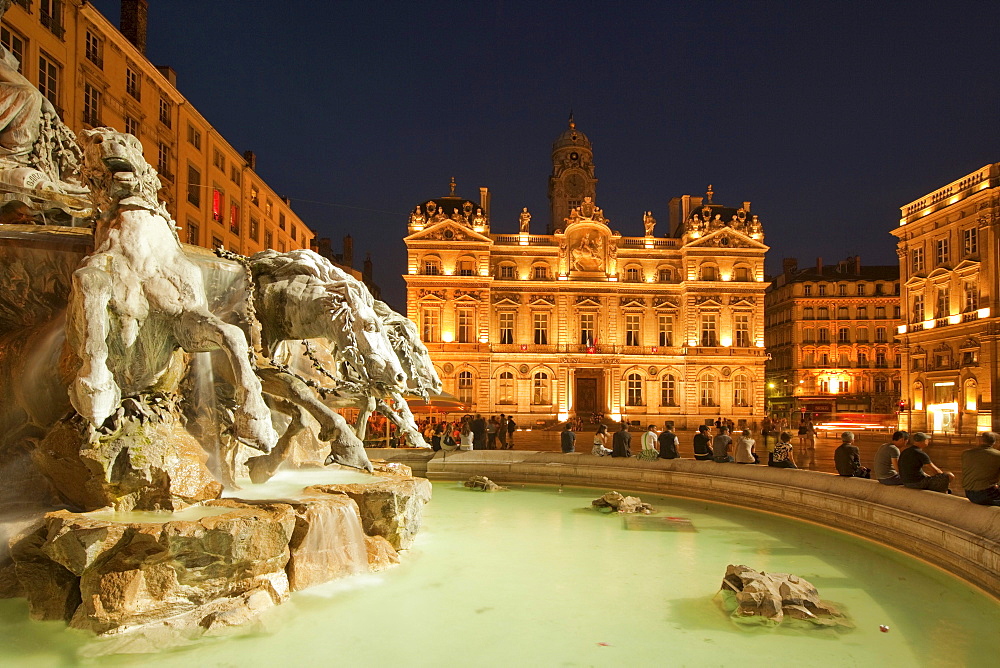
[575,376,600,415]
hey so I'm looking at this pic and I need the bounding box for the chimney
[816,257,823,274]
[854,255,861,274]
[156,65,176,88]
[479,187,490,218]
[313,237,332,260]
[782,258,798,276]
[342,235,353,268]
[120,0,149,55]
[363,253,373,282]
[243,150,256,170]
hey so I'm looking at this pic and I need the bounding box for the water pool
[1,483,997,666]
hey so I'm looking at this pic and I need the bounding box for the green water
[1,483,997,667]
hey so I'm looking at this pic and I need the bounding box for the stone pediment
[904,275,927,286]
[926,267,951,280]
[493,293,521,305]
[730,296,757,306]
[953,259,981,273]
[417,289,446,301]
[694,296,724,307]
[684,227,767,250]
[960,337,980,349]
[454,290,482,302]
[653,297,679,309]
[620,297,647,308]
[576,296,602,307]
[404,220,492,243]
[530,295,555,306]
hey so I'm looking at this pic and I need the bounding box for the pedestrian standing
[560,422,576,453]
[505,415,517,449]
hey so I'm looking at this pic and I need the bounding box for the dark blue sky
[94,1,1000,310]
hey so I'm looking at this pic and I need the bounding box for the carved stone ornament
[418,289,447,299]
[576,296,601,306]
[518,364,529,374]
[653,297,679,309]
[695,296,723,306]
[493,293,522,304]
[444,363,454,374]
[722,367,732,377]
[960,337,980,350]
[647,366,657,376]
[569,230,605,272]
[730,296,756,305]
[453,289,482,301]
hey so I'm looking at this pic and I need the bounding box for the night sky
[93,0,1000,311]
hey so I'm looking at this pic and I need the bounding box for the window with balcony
[498,371,514,404]
[735,313,750,347]
[838,327,850,343]
[156,142,171,178]
[580,313,596,346]
[186,165,201,207]
[533,312,548,345]
[912,295,924,322]
[457,308,474,343]
[964,280,979,312]
[159,97,171,127]
[38,52,59,108]
[40,0,63,37]
[874,377,887,393]
[936,287,949,318]
[126,66,140,100]
[626,373,643,406]
[85,31,103,68]
[875,327,887,343]
[532,372,550,405]
[660,375,676,406]
[658,314,673,347]
[857,327,869,342]
[82,82,100,126]
[499,312,514,344]
[875,349,887,366]
[457,371,473,404]
[858,351,868,366]
[421,309,440,342]
[625,313,640,346]
[963,228,978,256]
[700,313,717,347]
[803,327,815,343]
[818,328,829,343]
[1,25,26,74]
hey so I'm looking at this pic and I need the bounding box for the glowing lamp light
[411,224,424,231]
[479,334,489,343]
[610,411,622,422]
[607,276,619,282]
[688,338,699,347]
[646,275,656,282]
[441,332,454,343]
[897,325,907,334]
[768,383,775,389]
[473,226,485,233]
[980,181,991,190]
[690,231,701,239]
[948,314,961,325]
[557,410,570,421]
[558,274,568,280]
[923,319,936,329]
[644,241,654,249]
[978,307,991,318]
[479,269,489,276]
[443,268,454,276]
[799,380,805,384]
[518,234,529,246]
[755,340,765,348]
[721,273,732,281]
[720,336,733,347]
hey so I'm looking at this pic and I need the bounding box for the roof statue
[519,207,531,234]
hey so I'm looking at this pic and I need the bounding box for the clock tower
[547,114,597,234]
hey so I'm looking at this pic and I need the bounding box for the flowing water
[1,483,997,667]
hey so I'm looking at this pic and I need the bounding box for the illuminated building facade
[893,162,1000,435]
[765,258,902,426]
[403,119,769,428]
[1,0,313,254]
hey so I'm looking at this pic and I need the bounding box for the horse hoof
[233,412,278,453]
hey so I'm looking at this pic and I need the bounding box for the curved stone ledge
[370,449,1000,600]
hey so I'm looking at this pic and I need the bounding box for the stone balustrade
[367,448,1000,599]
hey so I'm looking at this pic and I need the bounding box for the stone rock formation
[719,564,851,628]
[592,490,654,514]
[283,494,370,591]
[464,475,507,491]
[308,476,432,550]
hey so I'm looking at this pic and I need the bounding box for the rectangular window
[837,306,849,319]
[1,25,26,73]
[265,228,273,249]
[85,30,103,68]
[803,285,812,296]
[40,0,63,37]
[212,149,225,171]
[818,328,829,343]
[580,313,596,346]
[212,187,223,223]
[211,235,223,249]
[159,97,171,127]
[624,313,640,346]
[838,284,847,296]
[457,308,473,343]
[126,66,140,100]
[875,326,887,343]
[936,287,949,318]
[533,265,548,279]
[249,186,259,206]
[249,215,258,242]
[187,165,201,207]
[499,312,514,344]
[277,240,285,252]
[875,306,886,319]
[912,295,924,322]
[735,313,750,347]
[657,314,672,347]
[803,327,814,343]
[803,307,814,319]
[157,142,170,178]
[857,327,868,342]
[818,307,829,319]
[230,165,241,185]
[857,284,866,296]
[818,285,827,296]
[858,351,868,367]
[82,82,101,125]
[963,228,978,256]
[186,222,199,246]
[187,123,202,150]
[124,115,139,137]
[291,225,298,241]
[230,203,242,235]
[936,238,950,265]
[533,312,548,345]
[804,352,814,366]
[964,280,979,312]
[500,265,515,279]
[876,350,887,367]
[266,199,273,218]
[661,375,675,406]
[838,327,849,343]
[912,247,925,272]
[38,52,59,108]
[278,211,286,229]
[700,313,717,347]
[421,309,440,343]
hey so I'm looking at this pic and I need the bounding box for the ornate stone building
[764,257,902,426]
[403,120,769,429]
[892,162,1000,435]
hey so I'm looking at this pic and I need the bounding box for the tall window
[838,284,847,296]
[186,222,199,246]
[457,371,473,404]
[836,327,849,343]
[626,373,643,406]
[857,327,869,342]
[291,225,298,241]
[818,285,827,296]
[837,306,849,319]
[278,211,285,228]
[657,314,673,347]
[211,187,224,223]
[912,247,925,272]
[230,203,241,235]
[660,374,676,406]
[38,52,59,107]
[533,264,549,279]
[965,380,977,411]
[857,284,866,296]
[187,123,202,150]
[498,372,514,404]
[963,228,978,256]
[85,31,103,68]
[735,313,750,347]
[267,200,274,218]
[126,66,140,100]
[658,268,671,282]
[82,83,101,125]
[499,312,514,344]
[734,266,750,281]
[818,328,830,342]
[625,267,641,282]
[250,186,259,206]
[964,280,979,312]
[875,326,887,343]
[935,238,950,265]
[187,165,201,206]
[875,349,887,367]
[818,307,829,319]
[700,376,717,407]
[249,215,259,242]
[858,351,868,366]
[875,306,886,319]
[421,309,440,342]
[422,258,440,275]
[701,265,717,281]
[803,307,814,319]
[230,165,241,185]
[874,377,886,393]
[159,97,171,127]
[457,308,474,343]
[936,286,949,318]
[265,228,273,249]
[157,142,170,177]
[40,0,63,37]
[733,374,750,407]
[857,306,867,318]
[700,313,717,347]
[803,327,815,343]
[213,149,225,171]
[624,313,640,346]
[912,294,924,322]
[580,313,595,345]
[1,25,25,73]
[532,372,550,405]
[533,312,548,345]
[124,116,139,137]
[803,285,812,296]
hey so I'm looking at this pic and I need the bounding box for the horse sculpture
[65,128,278,453]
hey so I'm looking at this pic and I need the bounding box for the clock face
[566,173,585,197]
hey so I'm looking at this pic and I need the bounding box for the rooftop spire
[568,111,575,129]
[449,176,456,196]
[706,184,714,203]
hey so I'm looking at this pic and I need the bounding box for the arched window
[457,371,473,404]
[964,379,977,411]
[700,375,717,407]
[625,266,642,282]
[626,373,643,406]
[498,263,516,279]
[733,374,750,407]
[658,267,672,282]
[423,257,441,275]
[532,372,550,405]
[701,265,718,281]
[913,382,924,411]
[533,264,549,279]
[660,374,676,406]
[734,266,750,281]
[498,371,514,405]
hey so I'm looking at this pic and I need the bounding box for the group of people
[419,414,518,452]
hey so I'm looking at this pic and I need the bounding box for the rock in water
[33,406,222,512]
[719,564,851,628]
[591,490,654,514]
[464,475,507,491]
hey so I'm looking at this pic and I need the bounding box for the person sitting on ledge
[560,422,576,453]
[693,425,714,461]
[611,422,632,457]
[898,432,953,493]
[961,431,1000,506]
[592,424,612,456]
[735,429,758,464]
[873,431,907,485]
[658,422,680,459]
[638,424,660,461]
[834,432,871,478]
[713,426,734,463]
[768,431,797,469]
